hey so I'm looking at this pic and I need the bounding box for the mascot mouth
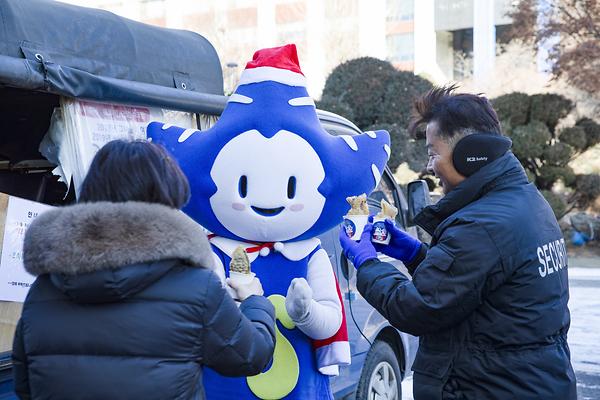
[251,206,285,217]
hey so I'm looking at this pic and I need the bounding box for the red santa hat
[237,44,307,87]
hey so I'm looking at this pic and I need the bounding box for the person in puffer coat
[12,140,276,400]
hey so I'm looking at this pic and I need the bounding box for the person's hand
[227,276,264,301]
[338,223,377,268]
[285,278,313,321]
[372,218,421,263]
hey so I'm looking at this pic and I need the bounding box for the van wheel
[355,340,402,400]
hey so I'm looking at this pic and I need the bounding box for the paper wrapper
[344,194,369,241]
[343,214,369,241]
[372,200,398,245]
[229,271,256,285]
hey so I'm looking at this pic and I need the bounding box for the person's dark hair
[409,84,502,141]
[79,140,190,209]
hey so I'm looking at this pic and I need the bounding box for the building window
[387,0,414,22]
[495,24,512,46]
[452,28,473,79]
[387,32,414,62]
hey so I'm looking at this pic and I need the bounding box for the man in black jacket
[339,85,576,399]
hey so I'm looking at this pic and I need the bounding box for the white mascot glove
[284,250,344,340]
[227,276,264,301]
[285,278,313,321]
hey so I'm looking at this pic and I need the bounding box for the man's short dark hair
[409,84,502,142]
[79,140,190,209]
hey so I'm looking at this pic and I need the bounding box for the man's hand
[338,223,378,268]
[285,278,313,321]
[372,219,422,263]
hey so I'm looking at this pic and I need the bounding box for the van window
[368,173,403,225]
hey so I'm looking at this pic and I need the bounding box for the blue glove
[338,223,377,268]
[372,219,421,263]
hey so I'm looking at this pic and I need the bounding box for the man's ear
[452,134,512,177]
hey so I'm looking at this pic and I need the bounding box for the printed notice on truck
[55,98,196,197]
[0,194,52,302]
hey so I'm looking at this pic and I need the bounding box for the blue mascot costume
[147,44,390,400]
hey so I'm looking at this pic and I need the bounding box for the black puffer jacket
[358,153,576,399]
[13,202,275,400]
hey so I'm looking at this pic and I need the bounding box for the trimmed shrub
[366,123,428,172]
[530,94,574,133]
[542,142,573,166]
[541,190,567,218]
[379,71,433,128]
[321,57,397,129]
[492,92,530,126]
[315,95,355,121]
[509,120,551,159]
[576,174,600,208]
[525,168,537,183]
[538,165,576,189]
[492,92,597,206]
[320,57,434,175]
[576,118,600,148]
[321,57,434,130]
[559,126,587,151]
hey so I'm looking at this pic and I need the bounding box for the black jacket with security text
[358,153,576,400]
[13,201,275,400]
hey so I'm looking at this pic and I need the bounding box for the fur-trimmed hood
[24,201,214,276]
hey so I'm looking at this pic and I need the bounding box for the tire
[355,340,402,400]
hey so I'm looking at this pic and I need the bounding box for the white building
[61,0,529,93]
[63,0,393,97]
[413,0,514,84]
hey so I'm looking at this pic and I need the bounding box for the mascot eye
[287,176,296,199]
[239,175,248,198]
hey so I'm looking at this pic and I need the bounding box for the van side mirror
[406,180,431,226]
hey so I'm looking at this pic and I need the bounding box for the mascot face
[147,44,391,243]
[209,129,326,241]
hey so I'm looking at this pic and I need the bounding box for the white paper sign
[57,98,196,197]
[0,196,52,302]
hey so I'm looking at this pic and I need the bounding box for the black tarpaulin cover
[0,0,225,112]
